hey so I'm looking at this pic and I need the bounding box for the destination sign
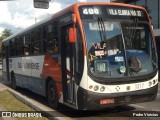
[107,9,142,17]
[79,5,148,21]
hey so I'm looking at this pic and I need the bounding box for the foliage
[0,28,13,40]
[0,28,13,61]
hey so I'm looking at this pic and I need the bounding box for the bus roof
[2,2,146,43]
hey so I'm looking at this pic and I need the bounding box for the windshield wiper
[129,18,138,49]
[97,17,107,42]
[126,19,142,75]
[122,19,141,76]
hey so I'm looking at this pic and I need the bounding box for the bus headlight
[149,81,152,87]
[94,85,99,91]
[100,86,105,92]
[153,80,156,85]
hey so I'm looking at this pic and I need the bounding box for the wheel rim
[49,86,56,103]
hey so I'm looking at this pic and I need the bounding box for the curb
[7,88,71,120]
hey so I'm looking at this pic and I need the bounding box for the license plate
[135,83,144,90]
[100,98,114,105]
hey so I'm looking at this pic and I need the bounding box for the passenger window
[10,39,15,57]
[31,28,42,55]
[2,43,5,58]
[16,37,24,56]
[23,34,30,56]
[43,22,59,54]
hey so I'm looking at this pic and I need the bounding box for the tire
[47,80,59,109]
[11,73,17,90]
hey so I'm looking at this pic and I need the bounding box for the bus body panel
[86,72,158,94]
[79,56,88,89]
[42,55,62,99]
[4,55,63,97]
[7,56,45,96]
[77,81,158,110]
[2,59,7,80]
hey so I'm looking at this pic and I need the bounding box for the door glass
[62,25,74,102]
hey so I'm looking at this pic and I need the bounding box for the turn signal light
[89,85,93,89]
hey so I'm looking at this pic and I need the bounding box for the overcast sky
[0,0,110,35]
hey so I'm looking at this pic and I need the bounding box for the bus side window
[43,22,58,54]
[43,25,47,53]
[23,34,30,56]
[31,28,42,55]
[2,43,5,59]
[16,37,24,56]
[10,39,15,57]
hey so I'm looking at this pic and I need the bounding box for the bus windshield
[83,20,157,79]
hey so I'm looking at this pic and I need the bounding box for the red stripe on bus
[42,55,62,99]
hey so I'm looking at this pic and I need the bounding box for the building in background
[111,0,160,68]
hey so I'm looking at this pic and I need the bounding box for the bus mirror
[69,28,77,43]
[72,14,76,23]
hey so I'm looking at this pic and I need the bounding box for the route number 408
[83,8,100,15]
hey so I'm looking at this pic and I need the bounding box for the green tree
[0,28,13,42]
[0,28,13,61]
[1,28,13,39]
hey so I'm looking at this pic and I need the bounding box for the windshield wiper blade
[129,18,138,49]
[122,19,139,76]
[128,19,142,75]
[97,17,107,42]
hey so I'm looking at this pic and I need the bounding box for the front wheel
[47,80,59,109]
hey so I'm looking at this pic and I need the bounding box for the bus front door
[61,25,76,104]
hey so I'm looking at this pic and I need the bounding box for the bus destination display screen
[79,5,148,21]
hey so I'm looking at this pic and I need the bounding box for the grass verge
[0,90,48,120]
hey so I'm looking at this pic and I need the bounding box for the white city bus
[2,2,158,110]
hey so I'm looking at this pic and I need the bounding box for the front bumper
[77,84,158,110]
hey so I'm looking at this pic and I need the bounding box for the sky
[0,0,110,36]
